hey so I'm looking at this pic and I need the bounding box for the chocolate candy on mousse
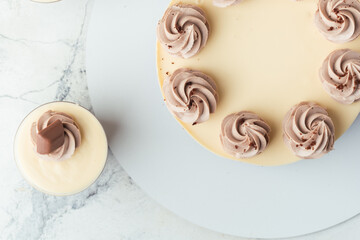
[31,110,81,161]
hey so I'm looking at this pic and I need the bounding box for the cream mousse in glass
[14,102,108,196]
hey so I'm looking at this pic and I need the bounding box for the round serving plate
[86,0,360,238]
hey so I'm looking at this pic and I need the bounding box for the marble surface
[0,0,360,239]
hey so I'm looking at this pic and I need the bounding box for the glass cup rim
[13,101,109,197]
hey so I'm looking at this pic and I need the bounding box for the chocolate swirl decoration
[220,112,271,159]
[282,102,335,159]
[320,49,360,104]
[163,68,218,125]
[31,110,81,161]
[314,0,360,43]
[213,0,242,8]
[157,4,210,59]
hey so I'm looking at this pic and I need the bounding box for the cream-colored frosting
[320,49,360,104]
[14,102,108,196]
[213,0,301,8]
[315,0,360,43]
[31,111,81,161]
[163,68,218,125]
[220,112,270,159]
[283,102,335,159]
[213,0,242,8]
[157,0,360,166]
[157,4,209,59]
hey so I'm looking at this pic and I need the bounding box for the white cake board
[86,0,360,238]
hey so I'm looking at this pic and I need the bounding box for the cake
[14,102,108,196]
[156,0,360,166]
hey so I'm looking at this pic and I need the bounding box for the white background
[1,0,360,239]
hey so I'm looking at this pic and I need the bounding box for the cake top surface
[157,0,360,166]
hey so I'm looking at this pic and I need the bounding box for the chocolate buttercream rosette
[314,0,360,43]
[162,68,218,125]
[320,49,360,104]
[157,4,210,59]
[282,102,335,159]
[220,112,271,159]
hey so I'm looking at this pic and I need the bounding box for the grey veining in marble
[1,0,360,239]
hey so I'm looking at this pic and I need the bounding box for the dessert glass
[14,101,108,196]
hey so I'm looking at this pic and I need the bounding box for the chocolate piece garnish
[31,110,82,161]
[36,120,65,154]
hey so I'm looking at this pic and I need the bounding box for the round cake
[14,102,108,196]
[156,0,360,166]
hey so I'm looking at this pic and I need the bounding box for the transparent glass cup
[14,101,108,196]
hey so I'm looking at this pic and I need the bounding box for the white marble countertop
[1,0,360,239]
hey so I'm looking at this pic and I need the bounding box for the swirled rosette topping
[213,0,242,8]
[163,68,218,125]
[320,49,360,104]
[220,112,271,159]
[157,4,209,59]
[282,102,335,159]
[31,110,81,161]
[314,0,360,43]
